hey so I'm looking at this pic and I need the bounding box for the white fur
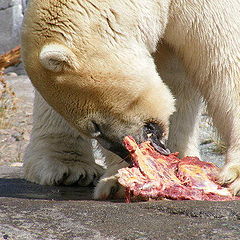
[22,0,240,198]
[93,149,128,200]
[154,44,203,158]
[24,91,126,198]
[24,91,104,186]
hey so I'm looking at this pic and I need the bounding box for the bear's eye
[90,121,102,138]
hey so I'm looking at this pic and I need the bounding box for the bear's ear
[39,43,78,72]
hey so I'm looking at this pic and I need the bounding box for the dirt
[0,75,33,165]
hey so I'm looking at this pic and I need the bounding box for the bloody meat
[118,136,240,202]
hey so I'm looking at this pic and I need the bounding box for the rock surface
[1,166,240,240]
[0,0,28,73]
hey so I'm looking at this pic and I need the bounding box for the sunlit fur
[21,0,240,198]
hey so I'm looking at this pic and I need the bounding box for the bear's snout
[94,121,170,163]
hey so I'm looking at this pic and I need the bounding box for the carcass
[118,136,240,202]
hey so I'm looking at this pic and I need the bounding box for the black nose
[143,122,170,155]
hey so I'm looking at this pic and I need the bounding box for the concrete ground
[1,76,239,240]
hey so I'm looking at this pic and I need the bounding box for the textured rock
[0,165,240,240]
[0,0,24,52]
[0,0,28,73]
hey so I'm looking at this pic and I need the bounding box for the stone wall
[0,0,28,73]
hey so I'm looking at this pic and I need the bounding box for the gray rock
[5,75,34,103]
[0,0,23,52]
[0,0,28,74]
[0,166,240,240]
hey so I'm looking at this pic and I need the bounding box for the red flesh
[118,136,240,202]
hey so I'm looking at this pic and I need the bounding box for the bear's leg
[154,44,202,158]
[94,148,128,200]
[24,91,104,186]
[168,89,202,158]
[203,90,240,195]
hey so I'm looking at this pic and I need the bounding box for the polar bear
[21,0,240,199]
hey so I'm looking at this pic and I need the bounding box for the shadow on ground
[0,178,94,200]
[0,165,96,200]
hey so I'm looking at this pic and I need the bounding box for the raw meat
[118,136,240,202]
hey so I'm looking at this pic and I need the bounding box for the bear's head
[21,0,174,160]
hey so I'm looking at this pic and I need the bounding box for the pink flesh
[118,136,240,201]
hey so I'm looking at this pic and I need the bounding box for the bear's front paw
[24,158,104,187]
[219,163,240,195]
[93,162,129,200]
[59,162,104,186]
[94,173,125,200]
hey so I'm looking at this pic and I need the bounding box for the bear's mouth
[142,122,170,155]
[145,134,170,156]
[96,122,170,164]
